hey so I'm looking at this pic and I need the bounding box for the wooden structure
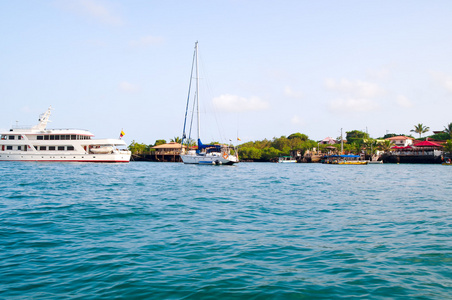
[151,142,186,162]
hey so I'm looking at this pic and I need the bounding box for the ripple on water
[0,162,451,299]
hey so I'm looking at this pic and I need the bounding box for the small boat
[442,157,452,165]
[324,154,368,165]
[278,156,297,163]
[0,107,131,163]
[180,42,239,165]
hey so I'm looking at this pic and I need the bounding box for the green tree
[410,123,430,138]
[377,140,394,152]
[363,139,378,155]
[346,130,369,144]
[444,123,452,139]
[444,140,452,155]
[261,147,281,161]
[154,139,167,146]
[288,132,308,141]
[170,136,182,143]
[128,140,148,155]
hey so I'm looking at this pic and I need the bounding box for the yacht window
[67,146,74,151]
[17,146,22,150]
[9,135,14,140]
[60,135,66,140]
[71,135,76,140]
[55,135,60,140]
[66,135,70,140]
[37,136,43,140]
[49,146,56,150]
[6,146,12,150]
[58,146,65,151]
[18,136,22,140]
[44,135,49,140]
[50,135,55,140]
[39,146,46,150]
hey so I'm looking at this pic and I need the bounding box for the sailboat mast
[195,41,200,143]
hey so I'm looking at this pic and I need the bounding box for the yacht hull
[0,152,131,163]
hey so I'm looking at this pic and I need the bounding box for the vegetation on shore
[128,122,452,161]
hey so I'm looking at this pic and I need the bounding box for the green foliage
[428,132,449,141]
[346,130,369,144]
[288,132,308,141]
[377,140,394,152]
[239,146,262,160]
[154,139,167,146]
[237,133,316,161]
[410,123,430,138]
[128,140,149,155]
[261,147,281,161]
[443,140,452,154]
[170,136,182,143]
[444,123,452,139]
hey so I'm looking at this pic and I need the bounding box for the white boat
[0,107,131,163]
[180,42,239,165]
[278,156,297,163]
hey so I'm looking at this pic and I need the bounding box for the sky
[2,0,452,145]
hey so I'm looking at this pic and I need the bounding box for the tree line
[128,123,452,161]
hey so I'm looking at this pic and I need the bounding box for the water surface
[0,162,451,299]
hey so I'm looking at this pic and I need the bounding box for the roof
[152,142,186,149]
[386,136,414,141]
[414,140,443,147]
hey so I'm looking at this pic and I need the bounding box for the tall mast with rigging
[195,41,200,144]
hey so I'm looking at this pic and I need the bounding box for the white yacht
[0,107,131,163]
[180,42,239,165]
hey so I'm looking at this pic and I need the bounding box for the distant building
[319,137,337,145]
[385,136,414,147]
[151,142,186,162]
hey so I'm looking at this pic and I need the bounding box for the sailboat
[180,42,239,165]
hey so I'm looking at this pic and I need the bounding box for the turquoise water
[1,162,451,299]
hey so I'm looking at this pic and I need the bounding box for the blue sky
[2,1,452,144]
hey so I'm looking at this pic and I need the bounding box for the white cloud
[396,95,413,108]
[119,81,139,92]
[430,71,452,93]
[284,86,303,99]
[129,35,164,47]
[325,78,384,98]
[328,98,380,113]
[212,94,269,112]
[59,0,123,26]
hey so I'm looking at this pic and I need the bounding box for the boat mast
[195,41,200,144]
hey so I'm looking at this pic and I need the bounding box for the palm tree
[377,140,394,153]
[170,136,182,143]
[410,123,430,138]
[444,123,452,138]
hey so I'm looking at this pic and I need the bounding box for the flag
[237,137,241,141]
[120,130,125,138]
